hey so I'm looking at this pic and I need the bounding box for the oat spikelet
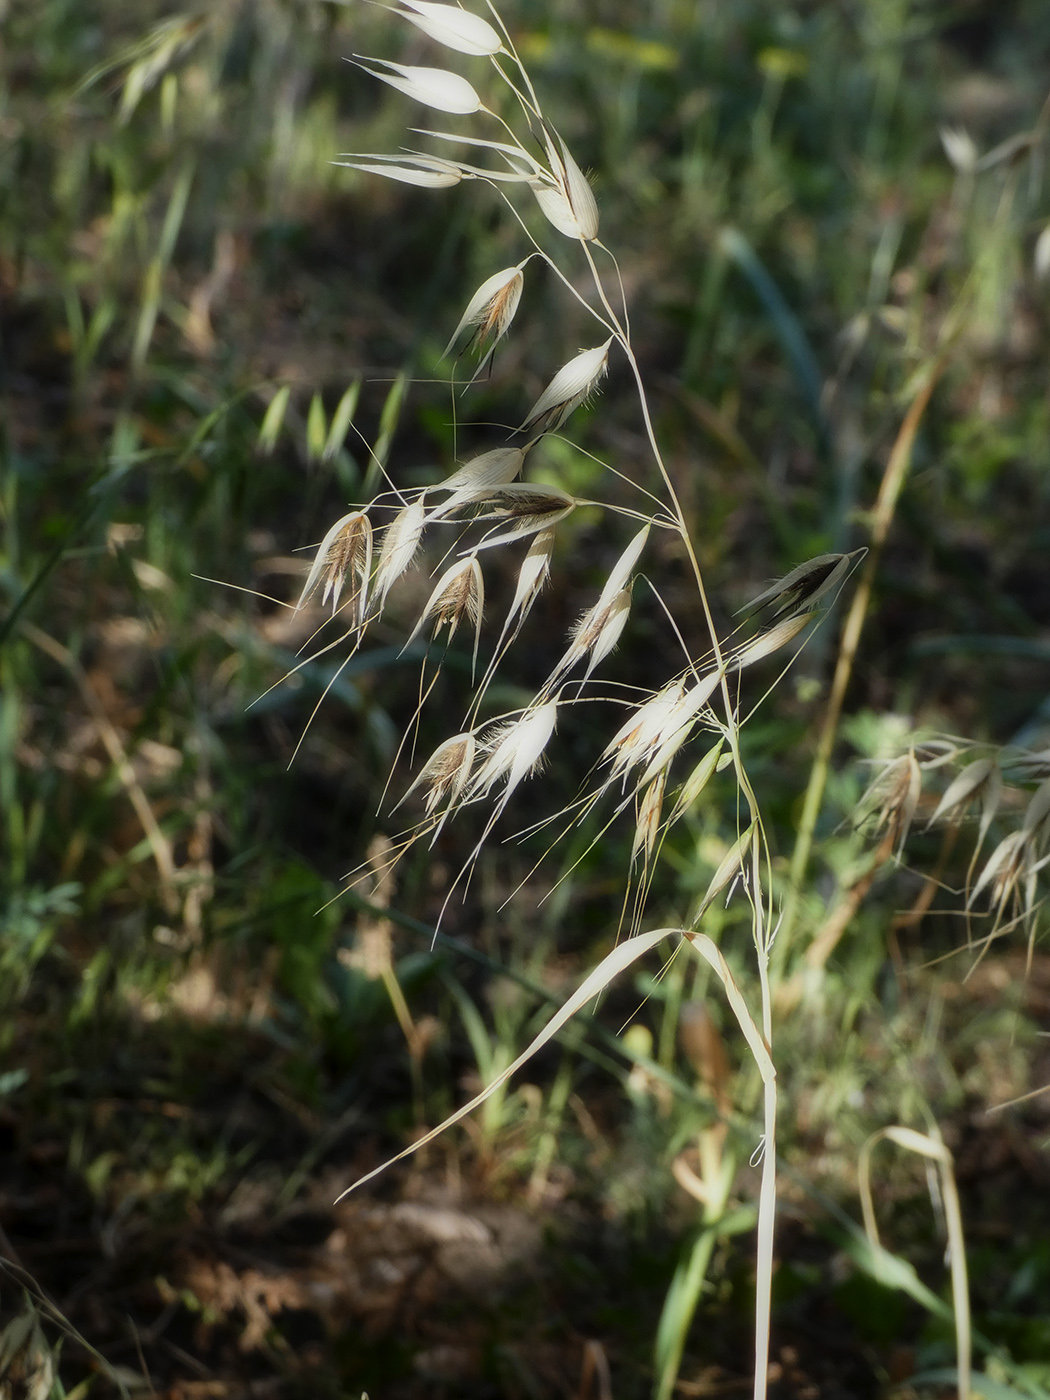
[404,731,477,821]
[520,340,612,437]
[336,152,465,187]
[469,702,558,804]
[405,554,485,670]
[547,525,648,687]
[603,680,687,782]
[352,57,483,114]
[469,484,577,548]
[669,738,727,827]
[428,446,526,522]
[297,510,373,621]
[638,670,723,785]
[530,128,599,241]
[970,828,1027,912]
[502,525,556,639]
[741,551,858,622]
[444,264,525,362]
[694,820,757,921]
[731,612,813,670]
[373,500,426,614]
[632,771,667,869]
[925,757,997,831]
[392,1,503,57]
[857,750,922,854]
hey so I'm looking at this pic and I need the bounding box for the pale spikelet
[529,131,599,241]
[602,525,650,599]
[940,125,978,174]
[858,750,922,853]
[925,757,997,831]
[547,526,649,687]
[639,670,723,785]
[535,127,599,241]
[669,738,726,827]
[552,132,599,241]
[741,552,855,622]
[297,510,373,619]
[373,500,426,613]
[970,828,1027,910]
[520,340,612,437]
[695,820,757,921]
[432,446,526,515]
[404,730,477,819]
[604,680,687,780]
[731,612,813,670]
[405,554,484,666]
[393,1,503,56]
[501,525,556,640]
[336,153,464,187]
[353,57,482,115]
[580,587,631,677]
[443,264,525,360]
[469,702,558,803]
[632,771,666,867]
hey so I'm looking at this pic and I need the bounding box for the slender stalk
[778,359,944,963]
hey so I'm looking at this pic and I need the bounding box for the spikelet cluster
[277,2,869,933]
[857,737,1050,947]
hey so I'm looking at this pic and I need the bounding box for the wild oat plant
[283,5,917,1396]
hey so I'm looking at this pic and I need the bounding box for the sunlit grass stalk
[780,357,944,967]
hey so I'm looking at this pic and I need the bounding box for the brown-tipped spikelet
[444,263,525,363]
[547,526,648,688]
[857,750,922,854]
[297,510,373,621]
[408,730,477,821]
[406,554,485,668]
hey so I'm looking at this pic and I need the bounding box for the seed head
[731,612,813,670]
[297,510,373,621]
[925,757,998,831]
[694,820,756,922]
[470,702,558,803]
[373,500,426,614]
[740,552,856,623]
[502,525,556,639]
[604,680,687,780]
[470,484,577,549]
[857,750,922,854]
[1036,223,1050,281]
[409,730,477,819]
[406,554,485,671]
[669,739,726,827]
[431,446,526,518]
[393,1,503,56]
[353,57,483,115]
[940,125,978,175]
[530,129,599,241]
[546,525,648,689]
[444,264,525,361]
[632,771,667,868]
[521,339,612,438]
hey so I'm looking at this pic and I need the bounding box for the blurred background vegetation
[2,0,1050,1396]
